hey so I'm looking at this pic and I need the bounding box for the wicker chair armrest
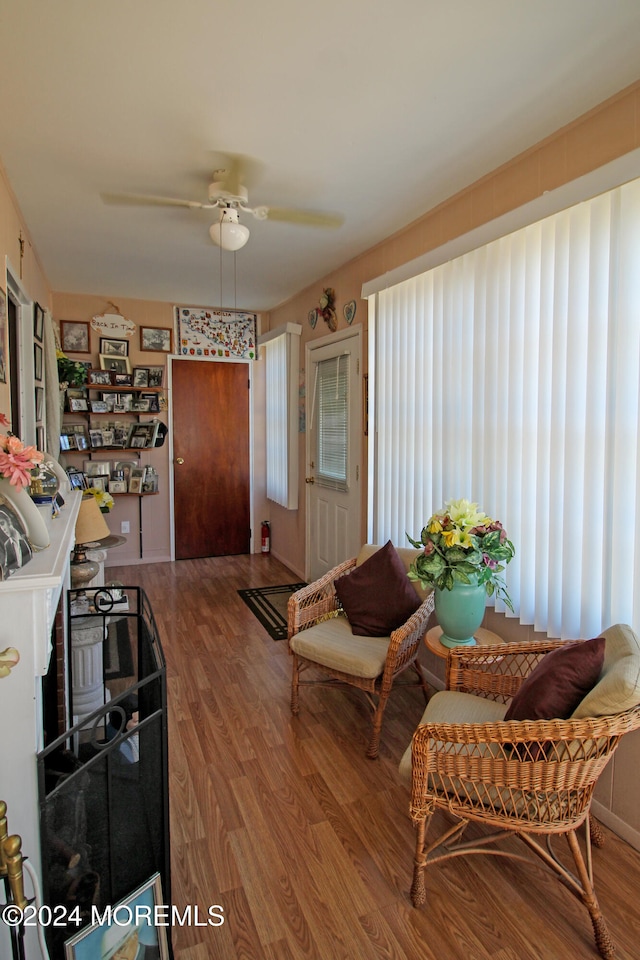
[287,557,357,637]
[384,592,435,678]
[446,638,568,702]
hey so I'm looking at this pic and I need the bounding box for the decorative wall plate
[344,300,356,324]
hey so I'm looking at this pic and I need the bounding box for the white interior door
[306,328,361,581]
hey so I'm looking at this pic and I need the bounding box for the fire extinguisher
[261,520,271,554]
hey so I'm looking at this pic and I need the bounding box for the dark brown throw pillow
[504,636,606,722]
[334,540,421,637]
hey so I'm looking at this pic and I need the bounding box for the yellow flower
[445,497,487,529]
[428,517,443,534]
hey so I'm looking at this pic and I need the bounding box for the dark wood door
[172,359,250,559]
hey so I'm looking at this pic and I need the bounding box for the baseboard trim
[591,800,640,853]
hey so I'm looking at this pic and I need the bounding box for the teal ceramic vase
[434,579,486,647]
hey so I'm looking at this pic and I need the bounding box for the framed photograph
[34,343,43,382]
[68,397,89,412]
[90,400,108,413]
[64,873,169,960]
[109,479,127,494]
[61,425,89,451]
[140,392,160,413]
[130,466,145,480]
[84,460,111,477]
[35,386,44,421]
[127,422,159,449]
[0,501,32,579]
[140,325,172,353]
[66,468,87,491]
[129,477,142,494]
[0,288,6,383]
[99,337,129,357]
[33,302,45,343]
[133,366,149,388]
[147,365,164,388]
[61,320,91,354]
[113,373,133,387]
[114,460,139,486]
[113,424,130,447]
[36,425,45,452]
[100,354,131,375]
[132,398,150,413]
[89,429,104,449]
[89,369,113,386]
[90,475,108,493]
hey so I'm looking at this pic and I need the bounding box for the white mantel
[0,492,80,960]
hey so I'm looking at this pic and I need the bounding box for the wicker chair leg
[413,661,431,702]
[410,817,428,907]
[566,829,615,960]
[290,654,300,716]
[366,693,390,759]
[589,814,606,849]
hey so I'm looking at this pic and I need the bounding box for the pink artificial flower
[0,413,9,427]
[482,553,497,569]
[423,541,435,556]
[0,445,43,487]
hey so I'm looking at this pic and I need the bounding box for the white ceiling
[1,1,639,313]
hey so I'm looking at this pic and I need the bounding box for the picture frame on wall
[0,288,6,384]
[140,325,172,353]
[35,386,44,421]
[133,366,149,387]
[34,343,43,381]
[33,302,45,343]
[64,873,169,959]
[89,369,112,386]
[61,320,91,353]
[99,336,129,357]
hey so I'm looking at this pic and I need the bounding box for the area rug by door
[238,583,306,641]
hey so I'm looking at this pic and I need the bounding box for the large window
[369,176,640,640]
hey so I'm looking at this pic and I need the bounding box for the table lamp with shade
[70,495,111,591]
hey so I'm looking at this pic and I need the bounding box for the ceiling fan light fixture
[209,208,250,251]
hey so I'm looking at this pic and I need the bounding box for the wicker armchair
[288,545,435,759]
[400,625,640,959]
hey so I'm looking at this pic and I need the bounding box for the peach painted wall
[51,292,269,567]
[267,78,640,580]
[0,159,52,420]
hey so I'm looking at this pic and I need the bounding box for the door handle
[176,457,185,465]
[305,476,315,484]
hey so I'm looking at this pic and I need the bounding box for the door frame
[168,355,255,561]
[5,260,36,444]
[305,324,363,580]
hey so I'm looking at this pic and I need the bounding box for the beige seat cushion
[571,623,640,718]
[398,690,507,784]
[289,614,390,679]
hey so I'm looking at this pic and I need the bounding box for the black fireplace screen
[37,587,171,960]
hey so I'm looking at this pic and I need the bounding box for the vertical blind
[316,356,349,489]
[370,177,640,640]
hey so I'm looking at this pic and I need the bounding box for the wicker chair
[400,624,640,960]
[288,545,435,759]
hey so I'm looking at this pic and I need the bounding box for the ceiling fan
[101,156,344,251]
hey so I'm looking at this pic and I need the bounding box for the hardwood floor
[108,554,640,960]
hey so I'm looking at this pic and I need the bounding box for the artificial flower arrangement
[85,486,114,513]
[407,497,515,610]
[57,349,88,389]
[0,413,44,487]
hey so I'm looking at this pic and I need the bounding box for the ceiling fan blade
[101,192,212,210]
[253,205,344,228]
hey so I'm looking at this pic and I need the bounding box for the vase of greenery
[408,498,515,647]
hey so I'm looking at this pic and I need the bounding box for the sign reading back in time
[91,313,136,338]
[175,307,257,360]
